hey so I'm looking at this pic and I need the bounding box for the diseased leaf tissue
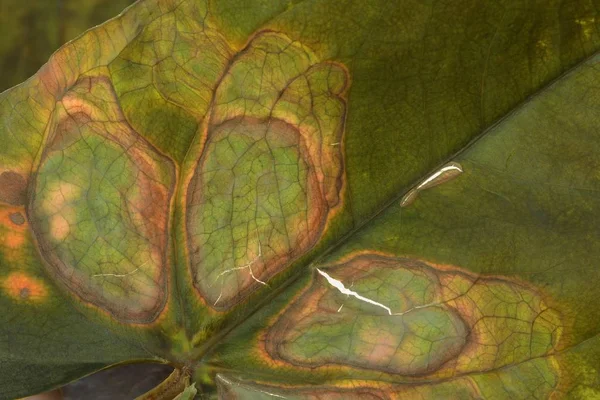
[2,0,600,398]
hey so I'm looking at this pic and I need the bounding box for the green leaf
[2,0,600,398]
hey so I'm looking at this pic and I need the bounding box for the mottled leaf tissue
[1,0,600,399]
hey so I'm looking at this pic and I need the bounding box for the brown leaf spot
[9,212,25,225]
[0,171,27,205]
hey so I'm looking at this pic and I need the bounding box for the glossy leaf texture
[1,0,600,398]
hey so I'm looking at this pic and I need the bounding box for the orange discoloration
[0,207,28,253]
[4,233,25,249]
[3,272,48,302]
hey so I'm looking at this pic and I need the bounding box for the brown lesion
[126,145,173,254]
[9,212,25,225]
[185,30,350,310]
[186,117,330,309]
[27,73,175,323]
[0,170,28,206]
[263,253,563,380]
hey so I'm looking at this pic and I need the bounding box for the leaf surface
[2,0,600,398]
